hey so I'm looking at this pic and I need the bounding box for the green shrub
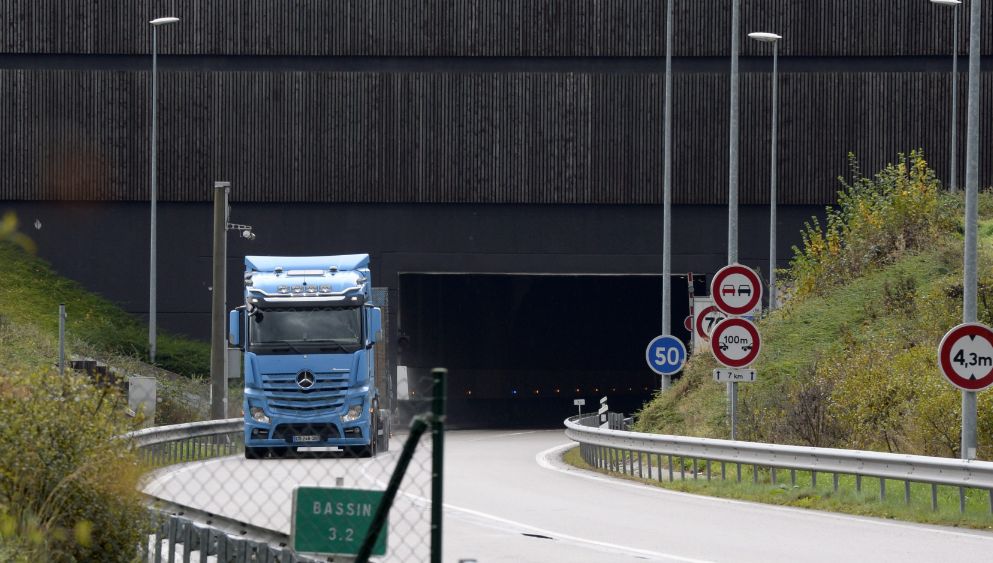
[0,369,150,562]
[785,151,952,302]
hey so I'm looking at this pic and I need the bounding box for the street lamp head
[930,0,962,6]
[748,32,782,43]
[149,17,181,26]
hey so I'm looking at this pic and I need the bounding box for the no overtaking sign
[711,263,763,316]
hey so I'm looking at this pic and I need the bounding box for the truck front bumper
[243,391,372,448]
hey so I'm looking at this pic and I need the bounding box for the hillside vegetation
[636,152,993,460]
[0,216,213,560]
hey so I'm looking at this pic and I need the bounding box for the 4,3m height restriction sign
[711,264,763,316]
[938,322,993,392]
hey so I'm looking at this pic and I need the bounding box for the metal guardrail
[125,418,325,562]
[565,413,993,514]
[127,418,243,466]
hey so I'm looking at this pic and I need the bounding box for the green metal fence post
[432,367,447,563]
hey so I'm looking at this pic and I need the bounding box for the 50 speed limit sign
[938,322,993,392]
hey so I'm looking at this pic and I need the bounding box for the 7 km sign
[711,264,763,316]
[938,323,993,392]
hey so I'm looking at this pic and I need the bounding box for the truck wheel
[376,409,391,453]
[244,447,263,460]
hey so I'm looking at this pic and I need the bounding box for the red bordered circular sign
[938,322,993,392]
[711,263,763,316]
[695,305,728,342]
[711,317,761,368]
[684,315,694,332]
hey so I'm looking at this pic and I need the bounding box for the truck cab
[228,254,389,458]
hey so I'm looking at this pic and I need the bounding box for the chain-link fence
[136,370,447,562]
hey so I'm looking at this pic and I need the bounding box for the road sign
[695,305,728,341]
[684,315,694,332]
[711,263,763,316]
[713,368,757,383]
[573,399,586,406]
[645,335,687,376]
[292,487,386,556]
[938,323,993,392]
[710,317,761,368]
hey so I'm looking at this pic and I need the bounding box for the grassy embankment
[565,153,993,528]
[0,218,217,560]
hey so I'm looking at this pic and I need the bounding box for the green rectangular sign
[291,487,387,556]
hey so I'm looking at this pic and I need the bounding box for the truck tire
[244,446,264,460]
[376,409,391,453]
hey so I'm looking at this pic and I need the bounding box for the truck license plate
[292,435,320,443]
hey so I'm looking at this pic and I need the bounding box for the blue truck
[227,254,390,459]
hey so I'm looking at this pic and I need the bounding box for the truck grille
[260,369,350,417]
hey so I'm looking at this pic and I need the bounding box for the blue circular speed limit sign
[646,335,687,376]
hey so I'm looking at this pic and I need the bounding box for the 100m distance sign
[710,317,761,369]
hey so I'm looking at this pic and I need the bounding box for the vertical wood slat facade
[2,1,992,57]
[2,69,990,204]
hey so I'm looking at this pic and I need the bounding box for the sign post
[574,398,586,416]
[292,487,387,557]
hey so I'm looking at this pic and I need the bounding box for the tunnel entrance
[396,273,701,428]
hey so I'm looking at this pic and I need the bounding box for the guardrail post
[790,469,796,487]
[736,463,742,483]
[880,478,886,502]
[692,458,698,480]
[959,487,966,514]
[856,474,862,494]
[637,452,643,478]
[811,470,817,489]
[647,452,653,480]
[931,484,938,511]
[833,473,839,493]
[706,459,711,481]
[167,516,179,563]
[904,481,911,506]
[753,464,758,485]
[770,467,776,485]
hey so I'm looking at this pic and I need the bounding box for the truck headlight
[250,407,270,424]
[342,404,363,422]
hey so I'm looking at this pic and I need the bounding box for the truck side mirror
[228,309,241,347]
[367,307,382,347]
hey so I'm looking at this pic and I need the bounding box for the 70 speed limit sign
[938,322,993,392]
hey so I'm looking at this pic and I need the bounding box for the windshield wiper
[269,342,306,355]
[317,341,353,353]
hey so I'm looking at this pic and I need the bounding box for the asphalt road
[144,429,993,562]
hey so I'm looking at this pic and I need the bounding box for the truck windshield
[248,306,362,354]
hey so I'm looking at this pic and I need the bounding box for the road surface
[144,429,993,562]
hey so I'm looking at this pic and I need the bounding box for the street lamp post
[748,32,783,311]
[961,0,981,460]
[727,0,741,440]
[661,0,675,390]
[930,0,962,192]
[148,16,180,364]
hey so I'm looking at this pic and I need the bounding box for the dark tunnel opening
[396,273,704,428]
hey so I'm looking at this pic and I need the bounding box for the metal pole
[149,26,158,364]
[727,0,741,438]
[961,0,981,460]
[431,368,447,563]
[210,181,230,420]
[769,41,779,311]
[661,0,674,390]
[728,0,740,264]
[949,5,959,193]
[58,303,66,375]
